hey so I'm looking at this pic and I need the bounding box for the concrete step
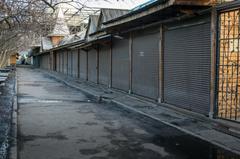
[214,121,240,139]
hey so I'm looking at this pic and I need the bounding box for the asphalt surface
[17,68,240,159]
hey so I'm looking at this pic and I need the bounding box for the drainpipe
[210,6,217,119]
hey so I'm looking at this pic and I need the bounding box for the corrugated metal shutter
[59,52,62,73]
[132,27,159,99]
[88,49,98,83]
[164,17,211,115]
[72,49,79,78]
[112,36,129,91]
[68,51,72,76]
[41,54,49,70]
[64,51,68,75]
[80,50,87,80]
[61,51,64,73]
[99,45,110,86]
[56,53,59,72]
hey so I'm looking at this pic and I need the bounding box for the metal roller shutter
[64,51,68,75]
[164,18,211,115]
[132,27,159,99]
[88,49,98,83]
[72,49,79,78]
[61,51,65,74]
[112,36,129,91]
[99,45,110,86]
[80,50,87,80]
[68,51,72,76]
[56,53,59,72]
[58,52,60,72]
[59,52,62,73]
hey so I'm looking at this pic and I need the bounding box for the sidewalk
[42,69,240,155]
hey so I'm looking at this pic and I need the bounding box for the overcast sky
[59,0,150,10]
[83,0,150,9]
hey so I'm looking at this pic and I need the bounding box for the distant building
[8,53,19,66]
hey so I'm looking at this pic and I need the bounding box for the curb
[45,70,240,155]
[9,70,18,159]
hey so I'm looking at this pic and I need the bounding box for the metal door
[164,16,211,115]
[56,53,59,72]
[59,51,63,73]
[72,49,79,78]
[88,49,98,83]
[80,50,87,80]
[64,51,68,75]
[68,51,72,76]
[132,27,159,99]
[99,45,110,85]
[112,36,129,91]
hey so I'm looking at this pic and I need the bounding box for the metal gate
[88,49,98,83]
[112,36,129,92]
[164,15,211,115]
[132,27,159,99]
[99,45,110,86]
[80,50,88,80]
[217,9,240,122]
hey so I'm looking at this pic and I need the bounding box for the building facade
[33,0,240,123]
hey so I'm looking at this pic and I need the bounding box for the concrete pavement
[17,68,240,159]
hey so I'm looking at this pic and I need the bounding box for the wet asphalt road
[17,68,239,159]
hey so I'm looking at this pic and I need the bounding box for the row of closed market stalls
[34,0,240,122]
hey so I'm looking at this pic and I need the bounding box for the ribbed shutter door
[64,51,68,75]
[99,45,110,85]
[59,52,63,73]
[164,20,211,115]
[80,50,87,80]
[68,51,72,76]
[39,55,42,68]
[56,53,59,72]
[132,28,159,99]
[58,52,61,72]
[72,49,78,78]
[112,36,129,91]
[88,49,97,83]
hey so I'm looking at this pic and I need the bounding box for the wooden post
[210,6,217,119]
[109,39,113,88]
[78,49,80,79]
[96,46,99,84]
[159,25,164,103]
[86,50,88,81]
[129,32,133,94]
[66,50,68,75]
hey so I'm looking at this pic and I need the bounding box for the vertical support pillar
[66,50,69,76]
[159,25,164,103]
[86,50,89,81]
[129,32,133,94]
[78,49,80,79]
[96,46,99,84]
[109,39,113,88]
[210,7,217,119]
